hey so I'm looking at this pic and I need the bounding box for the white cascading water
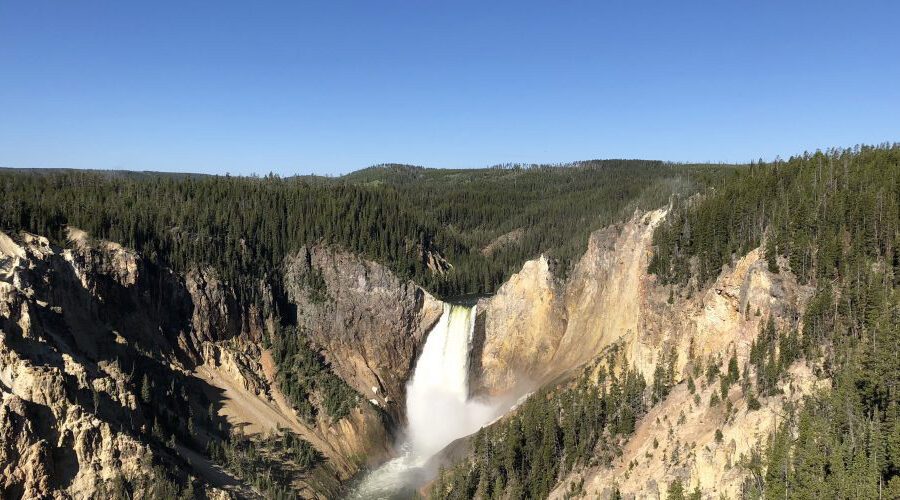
[349,303,501,499]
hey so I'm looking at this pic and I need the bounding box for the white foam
[349,303,506,498]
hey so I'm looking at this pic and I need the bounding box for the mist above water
[349,303,506,499]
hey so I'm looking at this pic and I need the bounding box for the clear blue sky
[2,1,898,175]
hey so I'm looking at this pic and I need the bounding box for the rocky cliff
[283,245,443,425]
[471,255,565,396]
[470,209,821,498]
[0,230,214,498]
[0,229,438,498]
[474,209,667,395]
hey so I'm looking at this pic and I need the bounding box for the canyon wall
[284,245,443,424]
[548,243,818,499]
[472,209,818,498]
[0,205,825,498]
[0,230,437,498]
[471,255,565,396]
[474,209,668,395]
[0,231,225,498]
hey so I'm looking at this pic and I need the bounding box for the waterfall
[349,303,501,499]
[406,303,485,458]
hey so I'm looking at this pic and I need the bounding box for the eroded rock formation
[0,231,198,498]
[474,209,668,395]
[0,230,438,498]
[472,255,565,396]
[471,208,819,497]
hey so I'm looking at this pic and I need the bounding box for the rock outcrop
[283,245,443,424]
[472,255,565,396]
[185,267,243,345]
[0,231,189,498]
[553,209,667,372]
[0,390,56,498]
[474,209,668,396]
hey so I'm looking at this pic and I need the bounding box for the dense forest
[650,144,900,497]
[345,160,726,293]
[0,160,723,300]
[0,171,449,299]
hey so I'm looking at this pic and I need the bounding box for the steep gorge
[0,206,820,496]
[0,208,842,498]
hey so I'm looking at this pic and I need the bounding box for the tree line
[0,159,722,301]
[347,160,726,294]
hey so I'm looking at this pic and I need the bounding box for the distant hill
[0,166,212,179]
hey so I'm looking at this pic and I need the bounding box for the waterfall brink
[409,304,474,404]
[349,303,501,499]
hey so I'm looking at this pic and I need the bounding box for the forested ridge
[0,172,446,299]
[649,144,900,497]
[0,160,723,299]
[344,160,725,293]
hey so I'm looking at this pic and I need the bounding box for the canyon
[0,208,828,498]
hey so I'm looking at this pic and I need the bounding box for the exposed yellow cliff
[472,208,822,498]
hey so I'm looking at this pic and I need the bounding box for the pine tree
[141,374,152,404]
[765,233,779,273]
[666,478,685,500]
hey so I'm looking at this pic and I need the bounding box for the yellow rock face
[474,207,819,498]
[475,209,668,396]
[475,255,566,395]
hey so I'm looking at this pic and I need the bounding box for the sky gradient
[1,1,898,175]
